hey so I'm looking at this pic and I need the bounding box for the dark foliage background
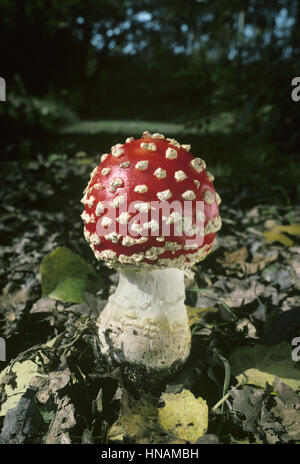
[0,0,299,206]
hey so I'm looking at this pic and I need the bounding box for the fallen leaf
[186,306,218,327]
[43,395,76,444]
[30,298,56,314]
[0,388,43,444]
[263,224,300,247]
[218,246,248,267]
[0,279,35,309]
[262,263,293,290]
[258,401,283,444]
[229,342,300,390]
[107,390,187,444]
[223,276,265,308]
[217,247,278,277]
[40,246,103,303]
[49,369,71,392]
[30,369,71,405]
[158,389,208,442]
[230,385,264,433]
[0,361,39,416]
[270,378,300,442]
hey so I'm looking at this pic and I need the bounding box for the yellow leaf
[0,361,39,416]
[107,390,186,444]
[263,231,293,246]
[107,389,208,444]
[278,224,300,235]
[263,224,300,247]
[158,390,208,442]
[186,306,218,327]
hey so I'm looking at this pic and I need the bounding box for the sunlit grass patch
[60,119,191,136]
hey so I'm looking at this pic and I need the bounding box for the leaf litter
[0,155,300,443]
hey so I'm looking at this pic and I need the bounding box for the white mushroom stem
[97,268,191,373]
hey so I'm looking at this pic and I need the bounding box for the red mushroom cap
[81,131,222,269]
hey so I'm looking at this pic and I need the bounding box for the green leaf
[229,342,300,391]
[41,410,55,424]
[40,247,103,303]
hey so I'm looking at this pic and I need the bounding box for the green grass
[60,112,234,136]
[60,120,190,136]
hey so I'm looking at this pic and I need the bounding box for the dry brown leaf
[218,247,278,277]
[43,396,76,444]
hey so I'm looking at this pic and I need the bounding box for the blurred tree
[0,0,299,150]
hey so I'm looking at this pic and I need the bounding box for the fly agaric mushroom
[81,131,222,377]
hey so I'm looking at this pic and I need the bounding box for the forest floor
[0,141,300,444]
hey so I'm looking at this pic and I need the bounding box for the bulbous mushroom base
[97,268,191,377]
